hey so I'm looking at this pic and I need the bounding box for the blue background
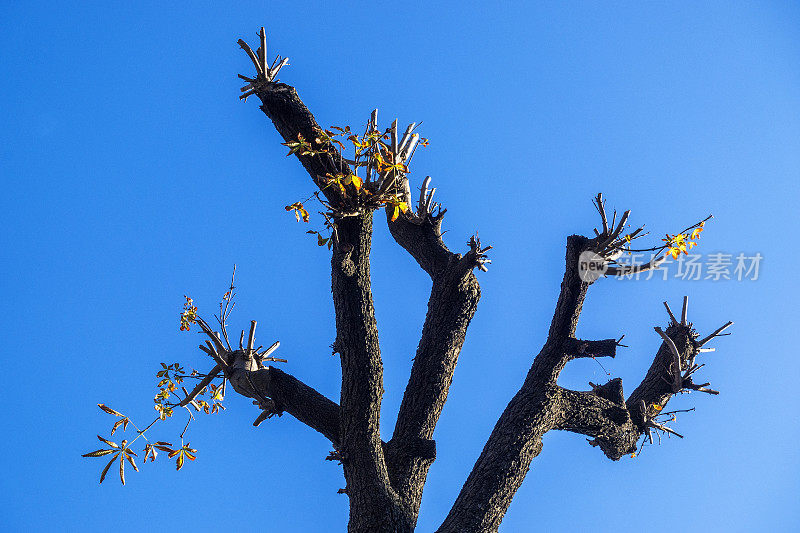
[2,2,798,531]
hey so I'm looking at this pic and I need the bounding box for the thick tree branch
[438,220,727,531]
[381,204,487,525]
[239,32,409,528]
[331,215,384,452]
[250,80,350,205]
[554,386,639,460]
[387,236,482,516]
[555,321,713,460]
[222,352,435,466]
[559,296,729,461]
[437,372,556,532]
[227,362,341,445]
[438,234,593,532]
[386,211,452,277]
[332,214,409,531]
[562,337,619,360]
[625,322,702,427]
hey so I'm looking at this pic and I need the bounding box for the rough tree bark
[194,29,731,532]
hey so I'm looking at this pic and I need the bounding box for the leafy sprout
[281,117,430,245]
[84,280,239,485]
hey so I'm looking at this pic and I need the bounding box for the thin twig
[681,296,689,325]
[697,321,734,347]
[177,364,223,407]
[663,301,678,325]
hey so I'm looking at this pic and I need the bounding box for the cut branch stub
[697,321,734,347]
[681,296,689,325]
[654,326,684,393]
[663,301,678,325]
[237,27,290,96]
[564,337,618,360]
[247,320,257,351]
[463,234,492,273]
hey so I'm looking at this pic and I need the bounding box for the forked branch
[438,198,728,532]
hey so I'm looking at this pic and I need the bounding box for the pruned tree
[84,28,732,533]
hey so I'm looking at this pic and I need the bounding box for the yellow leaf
[350,174,362,190]
[97,435,119,449]
[98,404,123,417]
[125,453,139,472]
[111,418,125,436]
[398,202,408,214]
[99,454,118,484]
[391,205,400,222]
[82,449,116,458]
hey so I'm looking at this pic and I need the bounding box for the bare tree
[85,28,731,533]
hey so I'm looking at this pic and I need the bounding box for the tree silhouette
[85,28,731,533]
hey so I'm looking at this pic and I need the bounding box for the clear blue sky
[2,2,798,531]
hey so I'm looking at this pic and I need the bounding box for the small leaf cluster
[282,120,427,243]
[191,381,227,415]
[82,435,139,485]
[322,172,363,195]
[167,443,198,471]
[282,132,333,158]
[384,197,409,222]
[154,362,185,419]
[662,223,704,260]
[180,295,197,331]
[143,441,173,464]
[83,406,143,485]
[285,201,310,223]
[85,287,235,485]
